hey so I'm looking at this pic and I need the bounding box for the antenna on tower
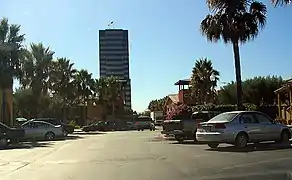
[108,21,115,29]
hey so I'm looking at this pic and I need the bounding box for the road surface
[1,130,292,180]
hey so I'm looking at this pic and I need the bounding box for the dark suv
[30,118,74,136]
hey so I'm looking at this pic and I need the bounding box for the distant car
[135,116,155,131]
[0,122,25,148]
[30,118,74,136]
[22,121,64,140]
[82,121,116,132]
[196,111,292,149]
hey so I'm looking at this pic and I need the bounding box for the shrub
[192,103,257,113]
[165,104,192,120]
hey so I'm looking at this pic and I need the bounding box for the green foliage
[218,76,284,106]
[192,103,258,112]
[148,96,167,111]
[190,58,219,104]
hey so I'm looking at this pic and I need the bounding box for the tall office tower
[99,29,131,110]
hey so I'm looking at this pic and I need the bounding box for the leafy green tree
[218,76,284,105]
[201,0,267,109]
[0,18,25,125]
[148,96,167,112]
[190,58,219,104]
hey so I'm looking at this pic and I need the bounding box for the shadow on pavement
[73,131,107,135]
[207,142,292,153]
[0,141,53,150]
[0,135,84,150]
[171,141,207,145]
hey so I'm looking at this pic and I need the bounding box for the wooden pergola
[274,79,292,120]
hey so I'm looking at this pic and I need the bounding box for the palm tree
[190,58,220,104]
[50,58,77,104]
[201,0,267,109]
[94,76,122,120]
[74,69,94,123]
[272,0,291,6]
[0,18,25,125]
[21,43,54,96]
[49,58,77,119]
[106,76,122,119]
[19,43,54,117]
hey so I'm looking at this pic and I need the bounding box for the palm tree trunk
[232,41,243,110]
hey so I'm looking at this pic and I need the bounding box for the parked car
[22,121,64,140]
[161,111,220,143]
[135,116,155,131]
[196,111,292,149]
[82,121,116,132]
[0,122,25,148]
[29,118,74,136]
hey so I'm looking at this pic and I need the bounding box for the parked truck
[150,111,164,125]
[161,111,220,143]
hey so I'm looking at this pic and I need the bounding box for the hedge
[191,104,278,119]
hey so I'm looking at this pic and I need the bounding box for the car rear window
[208,113,238,122]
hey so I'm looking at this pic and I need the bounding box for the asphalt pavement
[1,130,292,180]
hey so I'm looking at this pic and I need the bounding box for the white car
[196,111,291,149]
[22,121,64,140]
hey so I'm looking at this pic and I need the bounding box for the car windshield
[208,113,238,122]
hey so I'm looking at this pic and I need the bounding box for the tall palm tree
[272,0,291,6]
[21,43,54,96]
[49,58,77,119]
[106,76,122,119]
[50,58,77,105]
[20,43,54,117]
[190,58,220,104]
[201,0,267,109]
[0,18,25,125]
[74,69,94,123]
[94,76,122,120]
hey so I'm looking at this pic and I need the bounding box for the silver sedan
[196,111,291,149]
[22,121,64,140]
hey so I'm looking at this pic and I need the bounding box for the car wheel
[63,130,68,137]
[280,131,290,148]
[193,131,198,143]
[208,143,219,149]
[234,133,248,148]
[45,132,55,141]
[175,135,184,144]
[141,129,144,131]
[0,137,8,148]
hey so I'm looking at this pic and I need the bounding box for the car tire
[45,132,55,141]
[175,135,184,144]
[234,133,248,148]
[280,131,290,148]
[141,129,144,131]
[63,130,68,137]
[193,131,198,143]
[208,143,219,149]
[0,137,8,148]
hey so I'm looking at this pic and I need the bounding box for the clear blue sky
[2,0,292,112]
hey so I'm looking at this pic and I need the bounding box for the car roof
[24,120,55,126]
[221,111,263,115]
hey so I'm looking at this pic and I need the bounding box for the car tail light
[214,123,226,129]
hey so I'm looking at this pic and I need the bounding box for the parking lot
[1,130,292,180]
